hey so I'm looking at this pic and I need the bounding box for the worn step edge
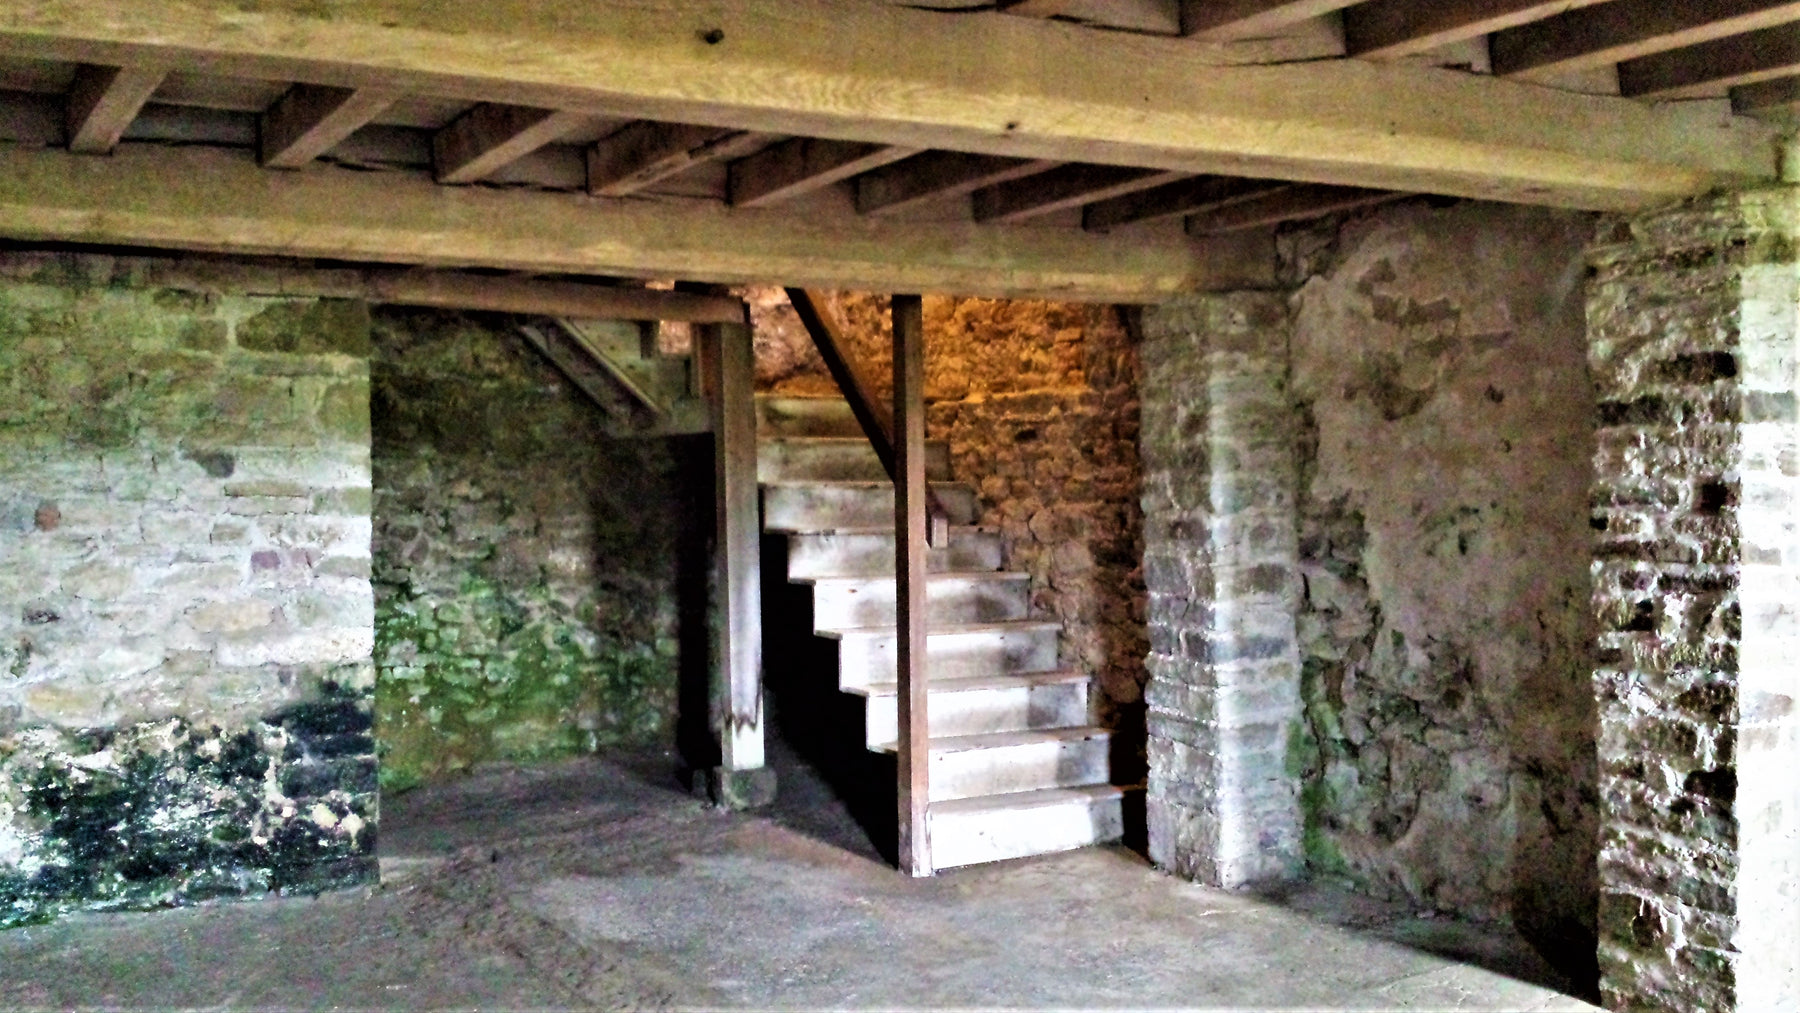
[816,619,1062,642]
[848,669,1090,698]
[872,725,1110,755]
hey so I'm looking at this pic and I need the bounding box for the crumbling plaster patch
[1285,204,1600,959]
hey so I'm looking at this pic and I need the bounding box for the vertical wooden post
[698,319,770,806]
[893,293,932,876]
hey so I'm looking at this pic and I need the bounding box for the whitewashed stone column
[1140,292,1304,887]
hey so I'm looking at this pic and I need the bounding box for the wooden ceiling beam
[855,152,1059,216]
[259,83,400,168]
[975,165,1189,224]
[433,102,588,184]
[1619,21,1800,98]
[1493,1,1800,80]
[1185,184,1410,233]
[1180,1,1367,42]
[0,0,1775,210]
[727,137,918,207]
[366,269,746,322]
[1083,176,1289,231]
[1346,0,1615,60]
[587,121,766,197]
[65,63,164,154]
[0,143,1224,301]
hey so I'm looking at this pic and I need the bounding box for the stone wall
[0,254,377,925]
[1587,189,1800,1013]
[371,309,702,791]
[748,290,1147,726]
[1284,204,1601,966]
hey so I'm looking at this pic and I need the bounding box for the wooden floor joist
[1732,74,1800,114]
[1181,1,1366,40]
[1346,0,1617,61]
[1619,21,1800,98]
[975,165,1188,225]
[1083,176,1287,231]
[0,0,1771,210]
[997,0,1180,34]
[729,138,919,207]
[1184,184,1410,233]
[433,103,589,184]
[0,143,1223,301]
[259,84,400,168]
[1492,0,1800,80]
[588,122,766,197]
[855,152,1059,216]
[65,63,164,154]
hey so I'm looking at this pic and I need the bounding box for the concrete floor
[0,747,1600,1011]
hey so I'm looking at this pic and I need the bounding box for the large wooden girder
[0,144,1232,301]
[0,0,1775,211]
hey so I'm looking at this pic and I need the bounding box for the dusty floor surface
[0,744,1600,1011]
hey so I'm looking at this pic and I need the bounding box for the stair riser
[930,795,1125,869]
[812,577,1029,631]
[758,440,952,483]
[787,531,1003,580]
[864,682,1090,748]
[756,397,864,439]
[930,735,1110,802]
[837,628,1059,689]
[763,484,979,532]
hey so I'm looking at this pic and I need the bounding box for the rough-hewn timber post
[698,319,774,808]
[893,293,933,876]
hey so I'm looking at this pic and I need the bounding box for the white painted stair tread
[874,726,1111,801]
[849,669,1091,698]
[816,618,1062,642]
[798,570,1030,588]
[798,524,1000,536]
[928,785,1126,869]
[898,725,1111,754]
[931,783,1125,816]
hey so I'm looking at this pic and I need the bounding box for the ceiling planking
[0,0,1786,297]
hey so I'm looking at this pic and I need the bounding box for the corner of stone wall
[1140,290,1304,888]
[0,254,377,926]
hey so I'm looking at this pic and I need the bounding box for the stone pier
[1140,292,1304,888]
[1587,189,1800,1012]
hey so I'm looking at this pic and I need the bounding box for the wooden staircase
[758,395,1124,869]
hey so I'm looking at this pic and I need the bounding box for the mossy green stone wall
[0,253,378,926]
[370,309,698,790]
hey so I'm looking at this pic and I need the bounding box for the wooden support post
[893,292,932,878]
[698,318,772,808]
